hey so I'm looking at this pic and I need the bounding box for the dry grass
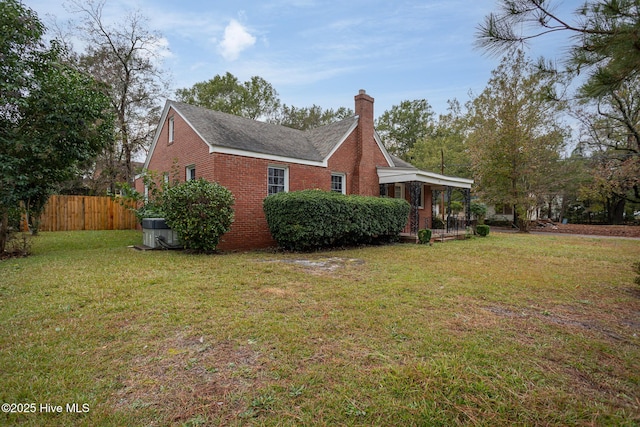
[0,230,639,426]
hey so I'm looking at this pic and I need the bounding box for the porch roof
[377,166,473,189]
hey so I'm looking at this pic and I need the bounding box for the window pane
[268,167,286,195]
[331,174,343,193]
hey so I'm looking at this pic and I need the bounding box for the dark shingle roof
[388,155,417,169]
[170,100,358,162]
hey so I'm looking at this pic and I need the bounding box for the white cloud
[218,19,256,61]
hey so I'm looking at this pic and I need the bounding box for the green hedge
[263,190,410,251]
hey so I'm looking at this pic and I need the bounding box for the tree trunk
[0,210,8,253]
[609,198,626,224]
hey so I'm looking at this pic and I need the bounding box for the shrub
[418,229,432,244]
[263,190,409,251]
[432,217,445,229]
[161,179,234,252]
[476,224,490,237]
[117,171,167,222]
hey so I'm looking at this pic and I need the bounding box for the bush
[432,217,445,229]
[476,224,490,237]
[418,229,432,244]
[161,179,234,252]
[263,190,410,251]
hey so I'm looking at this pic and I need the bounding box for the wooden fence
[32,195,138,232]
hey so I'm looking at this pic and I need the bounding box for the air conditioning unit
[141,218,181,249]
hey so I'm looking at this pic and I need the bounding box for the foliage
[263,190,410,251]
[476,224,490,237]
[470,202,487,224]
[407,99,472,178]
[467,50,568,232]
[0,0,114,252]
[432,217,446,229]
[116,172,166,221]
[64,0,170,192]
[376,99,435,158]
[477,0,640,98]
[176,72,281,120]
[418,229,432,244]
[273,104,354,130]
[161,179,234,252]
[572,75,640,224]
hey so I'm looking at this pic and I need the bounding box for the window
[168,116,174,143]
[268,166,288,195]
[394,184,404,199]
[186,165,196,181]
[331,173,345,194]
[415,184,425,209]
[163,172,169,184]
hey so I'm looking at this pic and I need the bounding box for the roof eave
[377,167,473,189]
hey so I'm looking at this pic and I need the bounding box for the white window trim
[331,172,346,194]
[267,165,289,195]
[417,184,425,209]
[185,164,195,181]
[394,184,404,199]
[395,183,424,208]
[168,116,174,143]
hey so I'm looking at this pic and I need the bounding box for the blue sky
[24,0,576,119]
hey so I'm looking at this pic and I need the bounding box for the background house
[136,90,472,250]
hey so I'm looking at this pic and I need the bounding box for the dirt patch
[114,331,265,423]
[533,223,640,238]
[271,257,365,274]
[484,304,639,343]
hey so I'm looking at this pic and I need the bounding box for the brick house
[136,90,472,250]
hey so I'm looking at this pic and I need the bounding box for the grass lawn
[1,230,639,426]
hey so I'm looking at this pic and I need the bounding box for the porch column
[409,181,421,235]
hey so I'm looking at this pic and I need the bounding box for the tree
[572,76,640,223]
[406,99,472,178]
[0,0,114,252]
[467,50,568,231]
[66,0,169,192]
[273,104,354,130]
[176,72,281,120]
[477,0,640,98]
[376,99,434,158]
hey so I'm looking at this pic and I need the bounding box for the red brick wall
[212,154,332,250]
[137,107,212,191]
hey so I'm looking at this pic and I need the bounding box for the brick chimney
[353,89,375,195]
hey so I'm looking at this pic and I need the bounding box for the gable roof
[145,100,380,169]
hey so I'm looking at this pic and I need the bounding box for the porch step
[399,233,466,244]
[433,235,457,243]
[399,234,419,243]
